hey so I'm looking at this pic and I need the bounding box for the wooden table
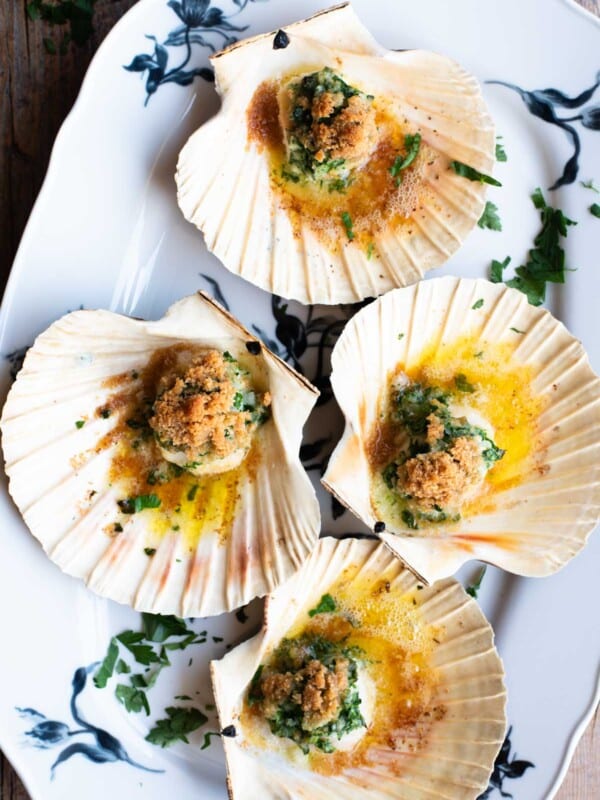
[0,1,599,798]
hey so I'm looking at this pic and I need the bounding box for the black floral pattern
[17,665,162,778]
[478,726,535,799]
[487,70,600,189]
[124,0,267,105]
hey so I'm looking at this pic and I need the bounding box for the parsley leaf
[145,706,208,748]
[390,132,422,183]
[455,374,475,393]
[466,566,487,598]
[201,731,222,750]
[75,419,85,429]
[450,161,502,187]
[142,614,193,643]
[341,211,355,241]
[117,631,161,666]
[93,639,119,689]
[489,189,576,306]
[308,594,336,617]
[115,684,150,715]
[471,298,484,310]
[495,138,508,162]
[581,179,600,194]
[118,494,161,514]
[478,201,502,231]
[590,203,600,218]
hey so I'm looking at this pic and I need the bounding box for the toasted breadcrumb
[400,436,482,508]
[311,93,377,164]
[260,658,349,731]
[150,350,269,461]
[425,413,445,445]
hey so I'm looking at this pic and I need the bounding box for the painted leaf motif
[581,105,600,129]
[124,54,157,72]
[26,721,71,747]
[51,742,118,775]
[535,71,600,107]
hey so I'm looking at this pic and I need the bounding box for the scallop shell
[211,536,507,800]
[0,292,320,616]
[176,3,495,305]
[322,276,600,583]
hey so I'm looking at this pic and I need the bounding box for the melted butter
[246,77,442,253]
[241,568,443,777]
[368,334,547,525]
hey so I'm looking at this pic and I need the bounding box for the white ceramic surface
[0,1,598,799]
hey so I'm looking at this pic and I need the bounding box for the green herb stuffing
[380,382,505,528]
[145,706,208,748]
[248,634,366,754]
[308,594,337,617]
[478,201,502,231]
[450,160,502,187]
[489,188,576,306]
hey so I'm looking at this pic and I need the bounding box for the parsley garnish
[117,494,161,514]
[590,203,600,218]
[93,639,119,688]
[401,509,418,529]
[397,333,405,340]
[389,133,422,184]
[75,419,85,429]
[490,189,576,306]
[187,484,199,502]
[144,548,157,557]
[510,327,525,335]
[366,241,375,260]
[145,706,208,748]
[308,594,336,617]
[581,179,600,194]
[471,298,484,310]
[466,566,487,598]
[115,684,150,715]
[201,731,222,750]
[478,201,502,231]
[455,374,475,393]
[341,211,355,241]
[495,138,507,162]
[450,160,502,187]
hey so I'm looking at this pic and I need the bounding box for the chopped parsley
[455,374,475,393]
[341,211,355,241]
[450,160,502,187]
[510,327,525,335]
[490,188,576,306]
[472,298,484,310]
[115,684,150,716]
[581,179,600,193]
[466,565,487,598]
[75,419,85,429]
[144,548,157,557]
[590,203,600,218]
[117,494,161,514]
[478,201,502,231]
[366,241,375,260]
[145,706,208,748]
[397,333,405,340]
[93,639,119,688]
[308,594,337,617]
[389,133,422,185]
[187,484,199,502]
[495,138,508,162]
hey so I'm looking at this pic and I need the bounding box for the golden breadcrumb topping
[149,350,269,461]
[310,94,377,164]
[425,412,445,446]
[260,658,349,731]
[400,436,482,509]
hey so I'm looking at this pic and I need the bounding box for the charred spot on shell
[273,29,290,49]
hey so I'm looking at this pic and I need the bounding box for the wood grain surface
[0,1,599,799]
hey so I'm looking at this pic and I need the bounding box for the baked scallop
[322,276,600,583]
[211,536,507,799]
[176,3,495,304]
[0,293,320,616]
